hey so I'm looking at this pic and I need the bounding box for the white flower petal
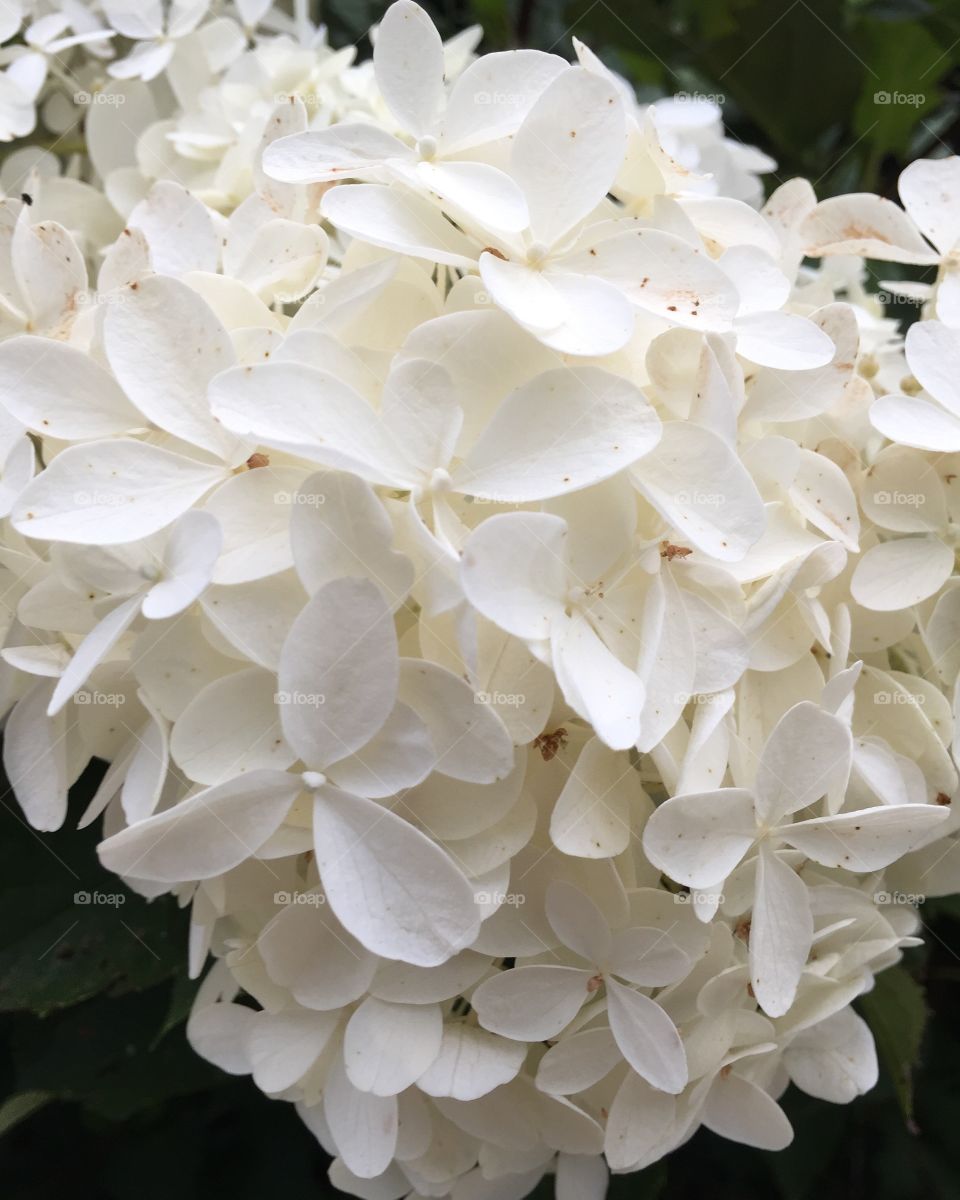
[97,770,300,883]
[605,977,687,1094]
[870,394,960,452]
[461,511,568,641]
[321,183,476,266]
[754,701,852,825]
[800,194,937,264]
[898,156,960,255]
[312,784,480,966]
[510,66,624,245]
[553,611,645,752]
[783,803,949,871]
[785,1008,878,1102]
[4,678,70,831]
[632,421,764,561]
[291,470,413,606]
[750,844,813,1018]
[545,880,611,963]
[905,318,960,416]
[327,702,435,798]
[374,0,445,139]
[642,788,756,889]
[734,311,835,370]
[48,594,142,716]
[472,965,592,1041]
[278,578,398,768]
[141,509,222,620]
[604,1070,676,1170]
[12,440,225,545]
[103,275,242,460]
[537,1028,621,1096]
[171,666,294,786]
[851,537,954,612]
[128,180,219,276]
[550,736,633,859]
[324,1058,398,1180]
[702,1072,793,1150]
[344,997,442,1096]
[0,336,140,439]
[264,124,410,184]
[454,366,660,502]
[258,896,377,1011]
[397,659,513,784]
[417,1024,526,1100]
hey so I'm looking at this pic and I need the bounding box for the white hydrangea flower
[0,3,957,1197]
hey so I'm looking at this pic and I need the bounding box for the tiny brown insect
[246,452,270,470]
[533,727,568,761]
[734,918,751,943]
[936,791,952,806]
[660,541,693,561]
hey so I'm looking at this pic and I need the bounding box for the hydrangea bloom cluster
[1,2,959,1196]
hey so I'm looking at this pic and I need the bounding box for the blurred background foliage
[3,0,960,1197]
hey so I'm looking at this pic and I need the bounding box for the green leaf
[152,971,201,1049]
[859,964,928,1121]
[852,20,944,162]
[0,783,187,1017]
[0,887,186,1016]
[0,1091,54,1135]
[6,984,227,1122]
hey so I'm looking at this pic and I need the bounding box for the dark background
[4,1,960,1196]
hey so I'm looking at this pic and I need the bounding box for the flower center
[416,135,438,161]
